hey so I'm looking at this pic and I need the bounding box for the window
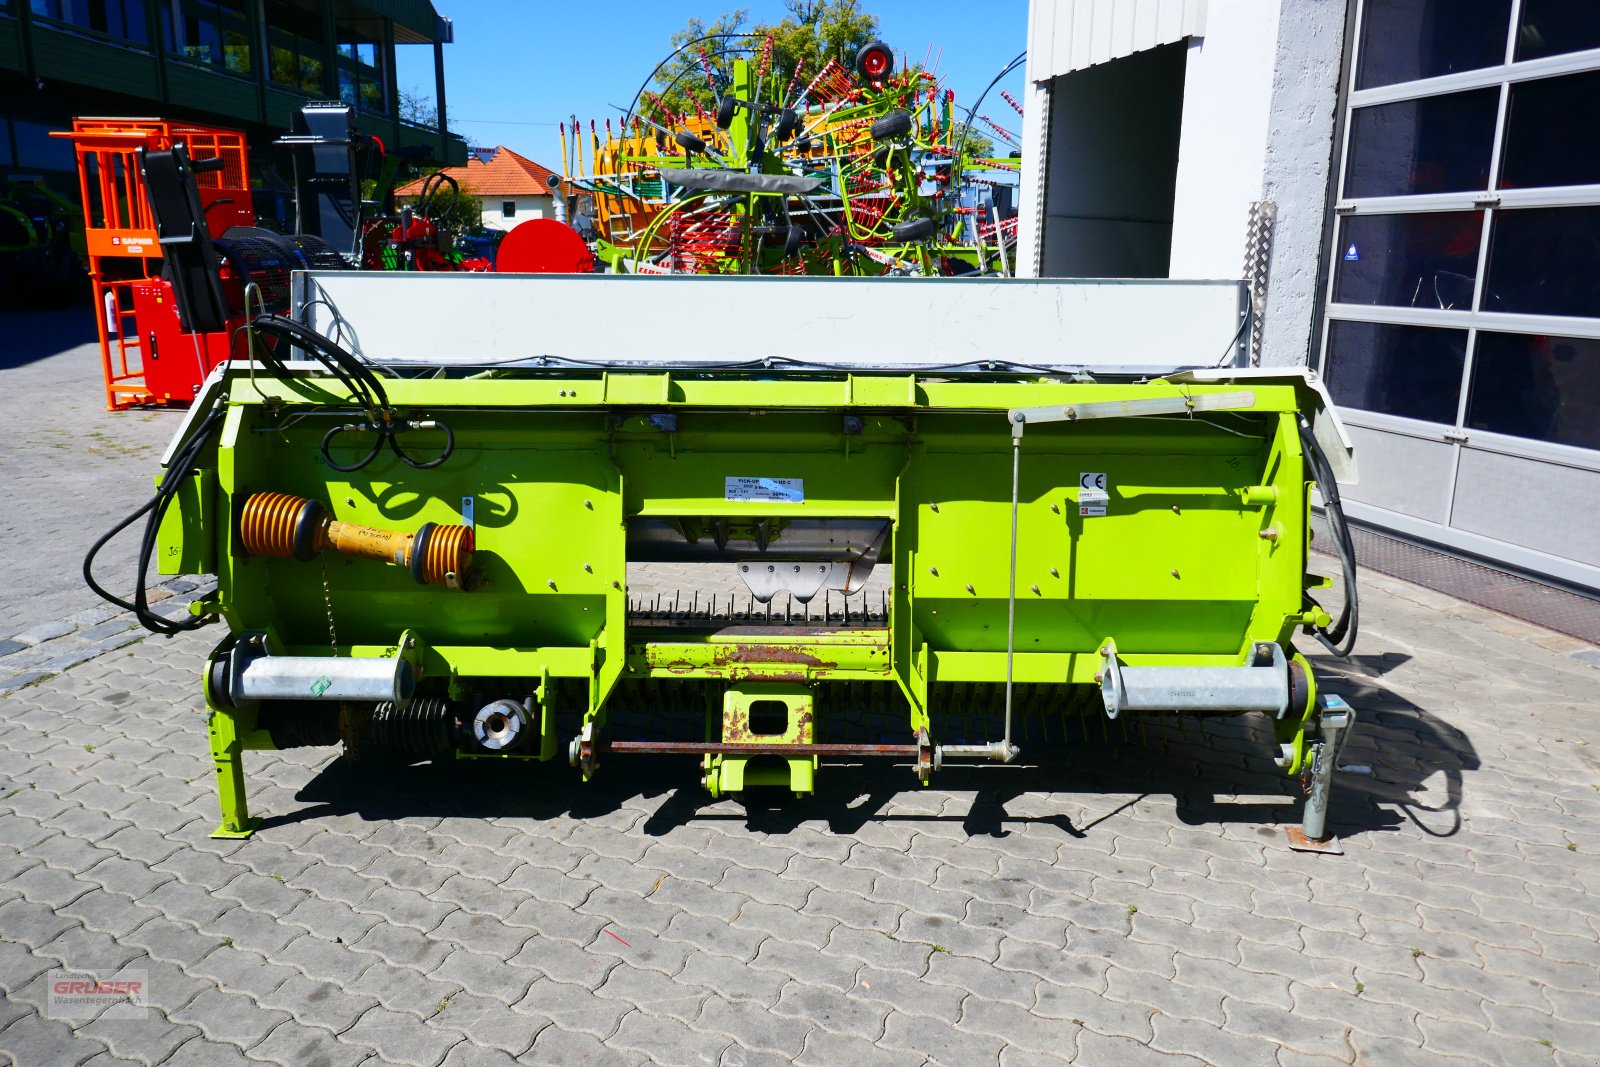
[1356,0,1512,90]
[1333,212,1484,310]
[1483,206,1600,318]
[336,19,386,113]
[1468,332,1600,450]
[1325,320,1467,423]
[29,0,150,44]
[1517,0,1600,62]
[1344,89,1499,199]
[12,120,76,172]
[502,201,516,218]
[1500,70,1600,190]
[164,0,251,74]
[266,0,323,94]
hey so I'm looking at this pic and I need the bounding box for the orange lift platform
[53,118,254,410]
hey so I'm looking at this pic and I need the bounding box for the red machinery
[494,218,594,273]
[54,119,253,409]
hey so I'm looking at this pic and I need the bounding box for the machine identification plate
[1079,473,1109,517]
[726,477,804,503]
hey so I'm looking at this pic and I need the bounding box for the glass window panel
[1468,332,1600,449]
[1332,212,1484,310]
[1483,206,1600,318]
[1344,88,1499,198]
[12,121,76,171]
[1324,319,1467,423]
[1357,0,1512,89]
[1517,0,1600,61]
[1500,70,1600,190]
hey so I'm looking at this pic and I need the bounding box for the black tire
[872,145,893,171]
[674,130,707,154]
[783,224,804,258]
[889,217,936,243]
[855,40,894,81]
[716,93,737,130]
[793,135,812,155]
[871,109,913,142]
[775,108,800,141]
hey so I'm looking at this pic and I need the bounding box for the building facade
[0,0,466,197]
[395,146,559,232]
[1020,0,1600,592]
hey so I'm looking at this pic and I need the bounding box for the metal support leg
[1287,694,1355,854]
[208,708,261,839]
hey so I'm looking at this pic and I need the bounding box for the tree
[398,86,438,128]
[650,1,879,122]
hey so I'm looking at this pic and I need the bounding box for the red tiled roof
[395,146,558,198]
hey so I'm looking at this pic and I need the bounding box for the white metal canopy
[292,272,1249,373]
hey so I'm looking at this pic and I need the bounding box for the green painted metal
[165,370,1334,834]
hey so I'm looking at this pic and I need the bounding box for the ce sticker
[1079,473,1107,491]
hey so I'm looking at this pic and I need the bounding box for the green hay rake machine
[92,269,1361,850]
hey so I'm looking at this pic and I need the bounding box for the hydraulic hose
[1299,417,1360,657]
[83,404,225,635]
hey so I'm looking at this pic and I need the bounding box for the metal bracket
[1008,391,1257,427]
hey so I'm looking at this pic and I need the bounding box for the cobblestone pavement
[0,314,199,692]
[3,313,1600,1066]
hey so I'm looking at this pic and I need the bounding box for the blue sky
[396,0,1030,169]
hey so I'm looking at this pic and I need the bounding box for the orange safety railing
[52,119,252,410]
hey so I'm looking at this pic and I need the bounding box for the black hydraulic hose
[246,314,453,472]
[1299,417,1360,657]
[83,405,225,635]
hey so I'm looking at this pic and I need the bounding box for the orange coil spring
[240,492,315,558]
[420,525,474,587]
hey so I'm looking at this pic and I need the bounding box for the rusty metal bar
[597,740,920,757]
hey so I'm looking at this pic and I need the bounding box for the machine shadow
[0,307,99,370]
[278,663,1478,848]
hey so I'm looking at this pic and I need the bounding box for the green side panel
[357,0,442,43]
[165,64,259,125]
[32,32,158,96]
[265,88,305,131]
[157,467,216,576]
[0,22,23,73]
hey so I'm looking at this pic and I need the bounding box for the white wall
[1256,0,1346,367]
[1167,0,1282,279]
[1020,0,1349,367]
[482,195,554,231]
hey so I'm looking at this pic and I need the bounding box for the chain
[319,556,339,656]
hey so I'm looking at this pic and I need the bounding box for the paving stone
[14,620,74,645]
[0,1012,107,1067]
[1076,1028,1207,1067]
[594,964,711,1024]
[169,987,293,1049]
[257,972,380,1034]
[923,951,1038,1008]
[793,1026,927,1067]
[341,1004,463,1067]
[505,937,613,990]
[771,979,889,1042]
[1034,979,1154,1042]
[249,1021,375,1067]
[5,451,1600,1067]
[512,977,632,1039]
[610,1008,731,1067]
[881,1009,1005,1066]
[74,1014,203,1066]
